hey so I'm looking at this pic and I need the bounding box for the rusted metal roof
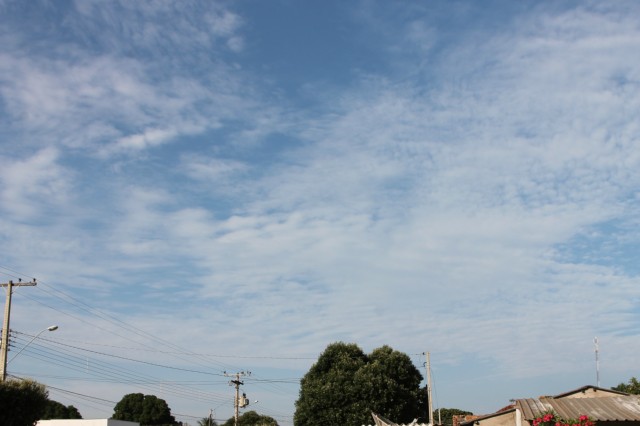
[516,395,640,422]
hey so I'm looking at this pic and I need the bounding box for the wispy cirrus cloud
[0,1,275,160]
[0,148,72,219]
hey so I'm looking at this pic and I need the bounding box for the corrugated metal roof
[516,395,640,422]
[517,399,550,420]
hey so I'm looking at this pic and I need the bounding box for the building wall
[454,414,481,426]
[37,420,139,426]
[476,411,516,426]
[559,388,623,399]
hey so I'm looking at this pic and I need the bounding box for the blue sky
[1,0,640,424]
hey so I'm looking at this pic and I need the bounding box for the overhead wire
[10,334,231,404]
[9,374,116,417]
[2,265,306,419]
[16,348,229,406]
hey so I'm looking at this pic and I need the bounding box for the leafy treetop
[42,399,83,419]
[294,342,423,426]
[220,410,278,426]
[612,377,640,395]
[113,392,177,425]
[0,378,49,426]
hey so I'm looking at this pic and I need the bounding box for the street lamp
[7,325,59,365]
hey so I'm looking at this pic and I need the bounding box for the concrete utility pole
[425,352,434,426]
[225,370,251,426]
[1,279,37,382]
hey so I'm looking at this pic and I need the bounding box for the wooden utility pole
[0,279,37,382]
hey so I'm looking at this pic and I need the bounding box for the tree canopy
[294,342,423,426]
[41,399,83,419]
[198,416,218,426]
[221,410,278,426]
[434,408,474,426]
[0,378,49,426]
[612,377,640,394]
[113,393,177,425]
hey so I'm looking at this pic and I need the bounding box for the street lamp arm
[7,325,58,365]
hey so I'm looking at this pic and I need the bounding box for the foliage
[294,342,423,426]
[41,399,83,419]
[612,377,640,394]
[434,408,474,426]
[220,410,278,426]
[198,416,218,426]
[113,392,177,425]
[0,378,49,426]
[416,386,429,423]
[532,411,594,426]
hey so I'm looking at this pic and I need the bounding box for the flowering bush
[531,411,595,426]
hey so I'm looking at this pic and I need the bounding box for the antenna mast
[594,337,600,387]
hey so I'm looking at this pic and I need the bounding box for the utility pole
[424,352,434,426]
[1,279,37,382]
[225,370,250,426]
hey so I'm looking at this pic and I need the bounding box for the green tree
[612,377,640,394]
[434,408,474,426]
[0,378,49,426]
[357,346,423,422]
[113,393,177,425]
[221,410,278,426]
[41,399,83,419]
[198,416,218,426]
[416,386,429,423]
[294,342,423,426]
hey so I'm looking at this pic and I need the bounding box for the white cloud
[170,1,640,381]
[0,148,72,219]
[74,0,244,53]
[182,156,249,182]
[0,2,267,159]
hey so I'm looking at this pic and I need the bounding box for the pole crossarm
[0,279,37,288]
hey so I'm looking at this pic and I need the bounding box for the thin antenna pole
[594,337,600,387]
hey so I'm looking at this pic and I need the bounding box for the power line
[10,335,230,404]
[20,332,227,377]
[0,266,304,420]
